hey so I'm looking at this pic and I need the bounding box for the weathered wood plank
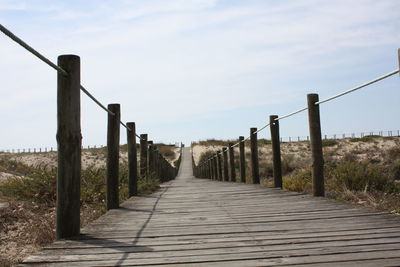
[22,148,400,266]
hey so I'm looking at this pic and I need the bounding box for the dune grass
[0,157,160,266]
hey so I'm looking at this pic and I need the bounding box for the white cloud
[1,0,399,146]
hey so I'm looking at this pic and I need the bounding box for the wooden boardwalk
[23,148,400,266]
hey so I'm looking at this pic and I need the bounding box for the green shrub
[0,158,33,175]
[386,147,400,162]
[328,161,392,192]
[0,167,56,204]
[322,139,338,147]
[390,162,400,181]
[281,155,295,175]
[283,169,312,193]
[80,167,106,205]
[0,161,159,207]
[350,135,380,143]
[260,163,273,178]
[138,175,160,195]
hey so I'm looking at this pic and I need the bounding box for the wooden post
[239,136,246,183]
[203,161,207,179]
[153,145,158,178]
[270,115,282,188]
[140,134,148,178]
[205,160,209,179]
[106,104,120,210]
[56,55,81,239]
[223,148,229,182]
[213,156,218,180]
[228,143,236,182]
[217,151,223,181]
[210,159,214,180]
[208,160,212,179]
[205,161,208,179]
[148,141,154,176]
[307,93,325,197]
[250,127,260,184]
[127,122,138,197]
[158,153,162,182]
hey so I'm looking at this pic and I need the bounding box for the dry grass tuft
[0,153,161,265]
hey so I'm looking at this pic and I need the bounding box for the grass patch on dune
[282,158,400,213]
[0,158,160,266]
[157,144,177,161]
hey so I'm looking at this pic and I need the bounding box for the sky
[0,0,399,150]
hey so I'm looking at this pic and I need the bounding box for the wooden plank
[24,247,400,265]
[34,235,400,256]
[22,148,400,266]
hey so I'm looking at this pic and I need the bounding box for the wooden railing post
[206,161,209,179]
[307,94,325,197]
[207,158,214,180]
[223,148,229,181]
[127,122,138,197]
[56,55,81,239]
[106,104,120,210]
[217,151,223,181]
[239,136,246,183]
[228,143,236,182]
[213,156,218,180]
[269,115,282,188]
[167,158,173,180]
[140,134,148,178]
[154,145,159,179]
[250,128,260,184]
[148,141,154,176]
[158,154,164,181]
[208,160,212,179]
[192,154,197,177]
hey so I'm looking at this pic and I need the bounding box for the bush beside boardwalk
[193,136,400,214]
[0,144,179,266]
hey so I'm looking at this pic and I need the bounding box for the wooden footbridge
[23,148,400,266]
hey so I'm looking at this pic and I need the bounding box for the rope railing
[0,24,144,140]
[195,64,399,168]
[1,23,180,239]
[79,85,115,116]
[209,67,400,157]
[0,24,68,76]
[315,69,400,105]
[240,68,399,144]
[271,68,400,123]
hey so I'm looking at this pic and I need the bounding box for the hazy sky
[0,0,399,150]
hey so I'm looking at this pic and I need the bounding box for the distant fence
[193,49,400,198]
[1,130,399,153]
[280,129,400,142]
[0,143,182,154]
[0,24,181,239]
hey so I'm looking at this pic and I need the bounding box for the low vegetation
[0,145,169,266]
[193,136,400,214]
[157,144,178,162]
